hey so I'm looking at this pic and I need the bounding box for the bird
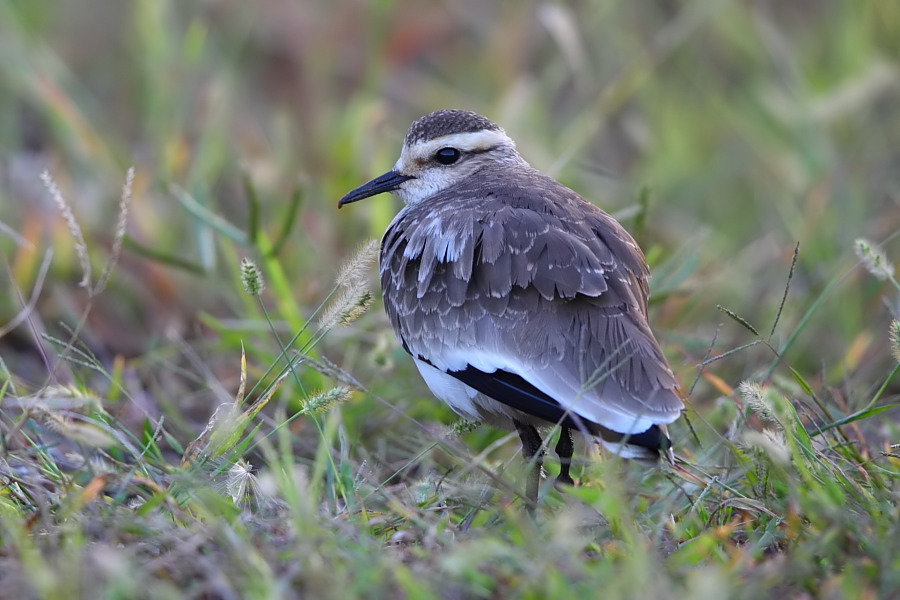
[339,109,682,507]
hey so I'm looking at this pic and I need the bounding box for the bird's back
[380,164,683,440]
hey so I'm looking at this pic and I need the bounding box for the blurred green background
[2,1,900,597]
[1,0,899,476]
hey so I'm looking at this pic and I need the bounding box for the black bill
[338,170,414,208]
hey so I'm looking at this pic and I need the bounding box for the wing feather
[381,167,682,434]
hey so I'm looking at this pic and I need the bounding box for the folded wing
[381,174,683,437]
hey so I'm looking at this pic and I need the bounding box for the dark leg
[555,427,574,486]
[514,420,544,507]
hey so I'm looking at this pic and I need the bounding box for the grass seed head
[449,419,480,437]
[304,386,353,413]
[338,290,373,326]
[890,320,900,364]
[738,381,780,428]
[42,169,91,289]
[241,258,266,295]
[335,239,379,290]
[34,407,118,448]
[855,238,894,281]
[740,429,791,466]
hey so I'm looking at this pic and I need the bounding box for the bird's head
[338,110,525,208]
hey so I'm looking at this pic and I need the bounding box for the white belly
[413,358,516,425]
[412,358,663,460]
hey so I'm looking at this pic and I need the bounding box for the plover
[339,109,682,506]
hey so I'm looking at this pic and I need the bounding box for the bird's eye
[434,147,461,165]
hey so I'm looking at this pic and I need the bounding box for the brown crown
[404,110,501,147]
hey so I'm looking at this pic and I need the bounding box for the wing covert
[380,172,682,432]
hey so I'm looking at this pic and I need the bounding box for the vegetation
[1,2,899,598]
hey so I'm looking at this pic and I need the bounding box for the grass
[2,1,900,598]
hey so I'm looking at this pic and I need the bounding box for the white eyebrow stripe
[406,130,514,158]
